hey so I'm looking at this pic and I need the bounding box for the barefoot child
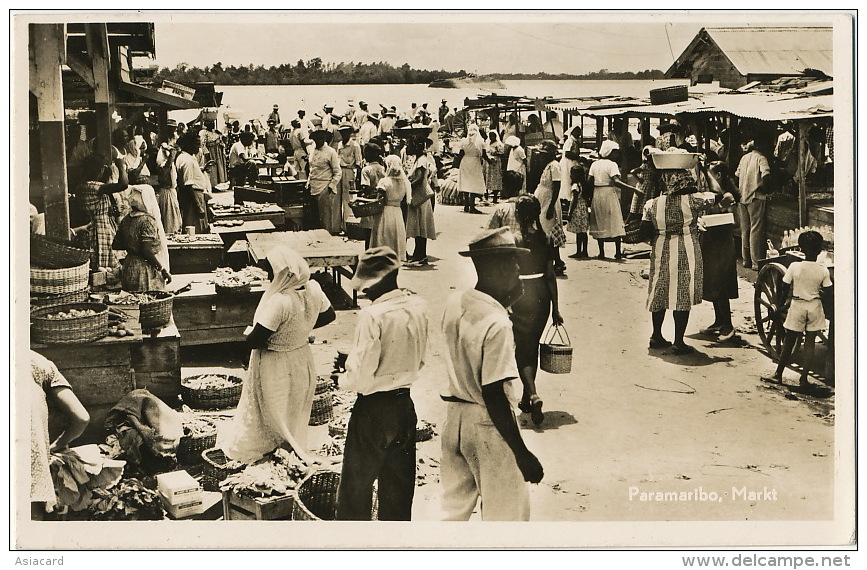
[761,231,832,395]
[566,161,590,259]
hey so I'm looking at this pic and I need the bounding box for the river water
[203,79,687,124]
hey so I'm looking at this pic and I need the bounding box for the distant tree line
[155,59,666,85]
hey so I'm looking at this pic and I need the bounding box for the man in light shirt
[336,247,429,520]
[735,137,771,269]
[440,227,544,521]
[358,113,380,146]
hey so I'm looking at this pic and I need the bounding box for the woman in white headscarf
[112,184,171,291]
[218,246,336,464]
[588,140,638,259]
[370,155,409,262]
[458,123,486,213]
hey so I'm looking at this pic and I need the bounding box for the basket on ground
[292,469,378,520]
[31,302,108,345]
[315,375,335,396]
[30,261,89,294]
[349,199,384,218]
[139,291,174,330]
[309,392,334,426]
[30,289,89,310]
[181,374,243,410]
[201,448,246,492]
[539,324,573,374]
[328,417,348,439]
[30,234,91,269]
[177,418,218,465]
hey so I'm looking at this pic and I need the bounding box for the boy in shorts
[761,230,832,396]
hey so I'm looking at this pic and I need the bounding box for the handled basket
[292,470,378,521]
[30,261,90,294]
[349,199,384,218]
[31,302,109,345]
[177,417,218,465]
[181,374,244,410]
[30,234,91,269]
[308,392,334,426]
[30,289,89,310]
[201,448,246,492]
[539,324,573,374]
[139,290,174,330]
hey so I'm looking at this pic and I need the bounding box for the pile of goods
[167,234,223,244]
[212,202,280,216]
[180,373,244,410]
[317,438,345,458]
[212,219,246,227]
[212,266,268,289]
[41,307,98,320]
[220,448,309,498]
[100,291,167,306]
[49,445,126,512]
[182,415,219,438]
[88,478,164,521]
[780,225,834,250]
[107,322,134,338]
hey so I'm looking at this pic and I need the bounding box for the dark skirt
[510,278,552,367]
[700,224,739,301]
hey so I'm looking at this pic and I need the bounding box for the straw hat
[337,121,354,131]
[350,247,401,291]
[599,140,619,158]
[458,227,530,258]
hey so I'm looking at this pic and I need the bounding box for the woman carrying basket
[510,195,563,425]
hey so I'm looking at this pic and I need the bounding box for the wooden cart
[754,249,834,380]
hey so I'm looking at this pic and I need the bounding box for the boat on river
[429,74,506,90]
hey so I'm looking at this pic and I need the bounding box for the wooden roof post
[29,23,70,240]
[796,121,809,226]
[85,23,113,159]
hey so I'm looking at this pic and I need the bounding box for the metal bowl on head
[651,152,699,170]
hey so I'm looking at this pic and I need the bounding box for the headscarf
[505,135,521,148]
[599,140,619,159]
[128,184,170,271]
[464,123,484,153]
[254,246,311,325]
[384,155,411,200]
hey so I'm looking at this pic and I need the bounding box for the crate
[650,85,688,105]
[222,491,295,521]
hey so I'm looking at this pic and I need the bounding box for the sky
[147,13,830,76]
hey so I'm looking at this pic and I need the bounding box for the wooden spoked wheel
[754,262,791,360]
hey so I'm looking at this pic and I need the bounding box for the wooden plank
[134,371,181,405]
[130,334,180,373]
[796,121,809,226]
[84,23,112,158]
[33,342,133,369]
[54,365,135,406]
[178,327,249,347]
[65,52,95,88]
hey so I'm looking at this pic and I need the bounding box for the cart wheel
[754,262,791,360]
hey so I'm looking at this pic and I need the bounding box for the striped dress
[643,191,716,312]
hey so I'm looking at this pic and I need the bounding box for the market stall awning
[118,79,201,110]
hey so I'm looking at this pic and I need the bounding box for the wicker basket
[31,302,108,345]
[315,375,336,396]
[30,234,91,269]
[30,261,89,294]
[177,418,218,465]
[308,392,334,426]
[201,448,246,492]
[292,470,378,521]
[139,291,174,330]
[349,199,384,218]
[215,283,252,295]
[181,374,244,410]
[539,324,573,374]
[328,418,348,439]
[30,289,89,310]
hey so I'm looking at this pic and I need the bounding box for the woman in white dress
[505,135,527,194]
[218,246,335,463]
[405,138,437,265]
[458,123,486,213]
[533,140,567,275]
[588,140,638,259]
[370,155,409,262]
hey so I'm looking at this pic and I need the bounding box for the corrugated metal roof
[706,27,833,76]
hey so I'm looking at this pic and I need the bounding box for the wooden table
[212,204,286,227]
[167,234,225,274]
[247,230,365,307]
[212,219,276,249]
[32,319,181,444]
[170,273,266,346]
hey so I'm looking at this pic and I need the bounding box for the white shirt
[228,141,259,168]
[559,137,580,200]
[507,145,526,172]
[359,121,379,146]
[783,260,832,301]
[344,289,429,395]
[441,290,520,407]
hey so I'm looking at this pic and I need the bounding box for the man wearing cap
[335,246,429,520]
[264,119,281,155]
[352,101,369,131]
[268,104,281,127]
[358,113,380,147]
[440,227,544,521]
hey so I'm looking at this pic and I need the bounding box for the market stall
[166,233,225,274]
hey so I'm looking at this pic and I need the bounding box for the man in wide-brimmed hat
[440,227,544,521]
[358,112,380,146]
[335,246,429,520]
[379,108,397,135]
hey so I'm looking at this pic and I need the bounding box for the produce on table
[220,448,309,498]
[43,308,98,320]
[168,234,223,244]
[88,478,164,521]
[102,291,164,306]
[212,266,268,288]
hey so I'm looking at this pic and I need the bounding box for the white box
[700,213,735,227]
[160,492,204,518]
[156,470,202,505]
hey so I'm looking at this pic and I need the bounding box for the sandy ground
[185,199,834,522]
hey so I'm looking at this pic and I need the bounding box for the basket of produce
[315,375,336,396]
[31,302,108,345]
[317,437,345,458]
[328,415,349,439]
[415,420,437,443]
[139,290,174,330]
[349,198,384,218]
[308,392,334,426]
[30,260,89,294]
[177,416,218,465]
[181,374,244,410]
[30,289,89,310]
[30,234,91,269]
[292,469,378,521]
[201,448,245,492]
